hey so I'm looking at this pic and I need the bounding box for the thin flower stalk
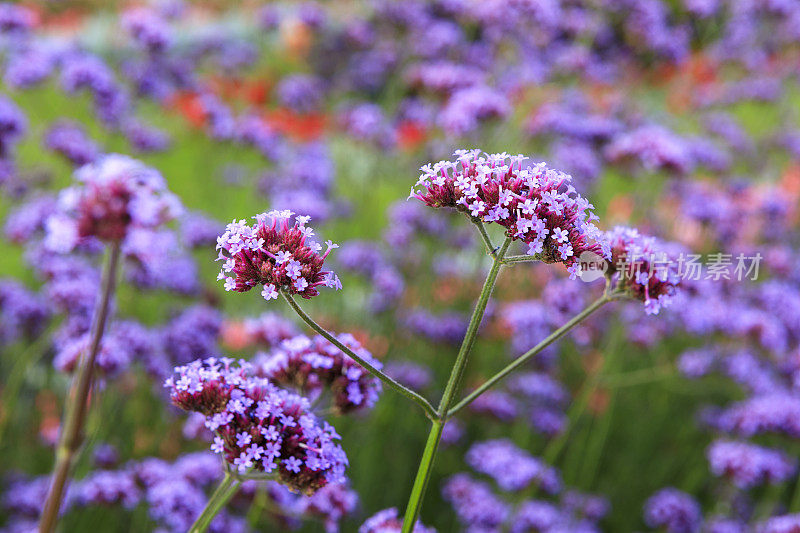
[401,236,512,532]
[188,470,241,533]
[281,291,438,420]
[39,241,122,533]
[447,291,615,418]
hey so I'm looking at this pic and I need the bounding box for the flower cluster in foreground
[410,149,608,278]
[605,226,682,314]
[257,333,382,414]
[216,210,341,300]
[165,357,347,495]
[45,154,182,252]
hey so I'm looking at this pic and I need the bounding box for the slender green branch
[189,471,241,533]
[470,217,497,258]
[401,237,512,532]
[446,293,611,418]
[39,242,122,533]
[281,291,438,420]
[503,254,540,264]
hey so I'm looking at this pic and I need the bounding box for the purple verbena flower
[165,357,348,494]
[466,439,561,494]
[258,333,382,414]
[605,226,683,314]
[45,154,182,252]
[707,440,796,489]
[410,150,607,279]
[643,488,701,533]
[216,210,341,300]
[43,120,101,167]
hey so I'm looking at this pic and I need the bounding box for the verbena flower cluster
[707,440,796,489]
[605,226,682,314]
[410,149,608,279]
[165,357,347,495]
[257,333,382,414]
[643,488,701,533]
[216,210,341,300]
[45,154,182,252]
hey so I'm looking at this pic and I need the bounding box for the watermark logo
[577,250,608,283]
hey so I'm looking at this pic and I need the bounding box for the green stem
[189,472,241,533]
[281,291,438,420]
[503,254,540,263]
[39,242,121,533]
[401,237,512,532]
[471,218,497,259]
[447,293,611,418]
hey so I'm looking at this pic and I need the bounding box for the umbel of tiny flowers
[409,149,609,279]
[165,357,348,495]
[257,333,383,414]
[216,210,342,301]
[45,154,182,252]
[604,226,682,315]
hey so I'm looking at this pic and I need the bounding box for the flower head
[708,440,796,489]
[465,439,561,494]
[643,488,701,533]
[605,226,682,314]
[45,154,182,252]
[165,357,347,494]
[257,333,382,414]
[410,150,607,278]
[216,210,341,300]
[43,120,100,167]
[0,95,27,157]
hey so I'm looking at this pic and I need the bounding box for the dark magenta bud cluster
[257,333,382,415]
[45,154,182,252]
[605,226,683,314]
[216,210,341,300]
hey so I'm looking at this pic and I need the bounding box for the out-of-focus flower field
[2,1,800,532]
